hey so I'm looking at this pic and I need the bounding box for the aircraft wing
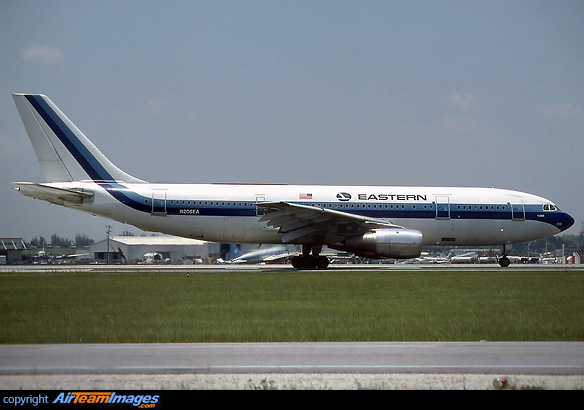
[258,201,403,244]
[12,182,94,205]
[262,251,291,262]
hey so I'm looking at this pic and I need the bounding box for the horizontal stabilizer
[12,182,93,205]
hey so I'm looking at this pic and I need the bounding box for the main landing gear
[291,244,330,269]
[498,245,510,268]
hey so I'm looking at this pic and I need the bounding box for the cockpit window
[543,204,558,211]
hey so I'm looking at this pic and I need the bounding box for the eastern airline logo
[337,192,352,201]
[337,192,428,201]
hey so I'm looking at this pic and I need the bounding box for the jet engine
[343,229,423,259]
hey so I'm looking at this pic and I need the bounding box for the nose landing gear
[498,245,510,267]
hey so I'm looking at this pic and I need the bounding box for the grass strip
[1,270,583,343]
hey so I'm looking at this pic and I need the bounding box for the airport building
[89,236,220,264]
[0,238,27,264]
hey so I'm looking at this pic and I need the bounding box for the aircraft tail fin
[12,93,145,183]
[229,244,243,260]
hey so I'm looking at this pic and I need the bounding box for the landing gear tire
[498,245,511,267]
[290,255,329,270]
[291,243,329,269]
[316,256,329,269]
[291,256,304,269]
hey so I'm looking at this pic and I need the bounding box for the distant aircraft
[141,252,164,264]
[11,94,575,268]
[416,252,451,264]
[449,252,479,264]
[228,244,290,264]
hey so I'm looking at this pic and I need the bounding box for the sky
[1,0,583,243]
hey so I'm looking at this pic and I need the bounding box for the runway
[1,342,584,390]
[2,342,584,375]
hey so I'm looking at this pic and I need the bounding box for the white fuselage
[48,181,569,247]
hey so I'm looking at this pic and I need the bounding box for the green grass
[1,270,583,343]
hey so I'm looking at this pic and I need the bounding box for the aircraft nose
[558,212,575,232]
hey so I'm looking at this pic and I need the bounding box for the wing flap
[257,201,403,244]
[281,225,321,243]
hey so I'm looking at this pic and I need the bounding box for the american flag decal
[299,193,312,199]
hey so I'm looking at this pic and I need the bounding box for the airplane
[228,244,291,264]
[449,252,479,264]
[415,252,451,264]
[141,252,164,264]
[11,94,575,269]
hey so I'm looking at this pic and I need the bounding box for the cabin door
[151,189,167,216]
[255,195,266,216]
[509,197,525,221]
[435,196,451,220]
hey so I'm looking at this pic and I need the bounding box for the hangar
[89,236,220,264]
[0,238,27,264]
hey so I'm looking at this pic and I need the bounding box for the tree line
[511,233,583,257]
[29,234,95,248]
[28,231,137,249]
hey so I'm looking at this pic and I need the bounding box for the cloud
[535,103,584,121]
[436,116,482,136]
[436,93,481,136]
[146,99,170,115]
[22,44,63,63]
[447,93,475,112]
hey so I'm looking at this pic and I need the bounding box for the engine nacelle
[344,229,423,259]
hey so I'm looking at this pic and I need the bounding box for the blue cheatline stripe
[99,182,152,213]
[25,94,115,182]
